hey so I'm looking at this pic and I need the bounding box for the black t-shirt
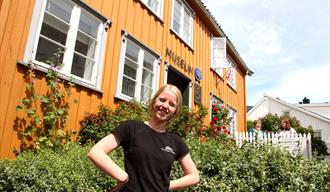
[112,120,189,192]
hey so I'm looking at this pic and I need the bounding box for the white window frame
[210,37,226,77]
[23,0,110,90]
[140,0,164,20]
[225,56,237,89]
[228,106,237,134]
[116,32,161,103]
[171,0,194,47]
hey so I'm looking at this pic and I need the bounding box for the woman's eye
[159,98,166,102]
[169,102,176,108]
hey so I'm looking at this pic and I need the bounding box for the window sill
[170,28,194,52]
[226,82,237,93]
[210,67,225,81]
[17,61,103,94]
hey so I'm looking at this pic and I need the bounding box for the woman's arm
[87,134,129,183]
[169,154,199,191]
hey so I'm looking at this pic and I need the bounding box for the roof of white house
[248,94,330,123]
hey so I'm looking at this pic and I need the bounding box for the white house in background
[247,94,330,154]
[297,103,330,119]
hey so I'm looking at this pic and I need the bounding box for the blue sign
[195,68,202,81]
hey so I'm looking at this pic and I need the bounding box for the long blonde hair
[148,84,182,127]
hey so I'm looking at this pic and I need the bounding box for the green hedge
[174,136,330,191]
[1,138,329,191]
[0,143,122,191]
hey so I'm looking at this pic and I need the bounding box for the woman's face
[255,122,261,131]
[153,89,177,122]
[281,121,287,129]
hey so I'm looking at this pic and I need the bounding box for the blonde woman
[88,84,199,192]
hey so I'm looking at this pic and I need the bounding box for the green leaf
[24,126,34,136]
[27,108,35,115]
[57,109,64,115]
[38,96,50,103]
[16,105,22,111]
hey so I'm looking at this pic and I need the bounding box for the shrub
[247,120,254,130]
[79,102,208,143]
[172,136,330,192]
[1,138,329,191]
[0,142,122,191]
[78,101,149,145]
[167,104,208,138]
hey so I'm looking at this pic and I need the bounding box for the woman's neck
[147,118,166,133]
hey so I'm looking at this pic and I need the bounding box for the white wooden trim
[62,5,80,74]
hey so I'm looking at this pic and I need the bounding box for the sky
[202,0,330,106]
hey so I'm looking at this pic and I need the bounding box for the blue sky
[202,0,330,106]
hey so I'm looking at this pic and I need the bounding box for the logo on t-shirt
[161,146,175,155]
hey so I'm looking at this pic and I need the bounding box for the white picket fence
[233,131,312,159]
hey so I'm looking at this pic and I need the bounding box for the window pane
[79,10,100,38]
[124,58,138,79]
[173,0,181,33]
[142,69,153,86]
[140,85,152,103]
[213,57,222,66]
[183,8,191,42]
[75,31,96,59]
[148,0,159,13]
[126,40,139,62]
[214,48,224,58]
[71,53,94,80]
[143,52,155,70]
[46,0,73,23]
[122,77,136,97]
[35,37,64,65]
[41,13,69,46]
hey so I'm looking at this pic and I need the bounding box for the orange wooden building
[0,0,252,159]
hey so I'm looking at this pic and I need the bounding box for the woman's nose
[162,101,169,110]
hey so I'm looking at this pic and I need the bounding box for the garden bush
[0,142,123,191]
[79,102,208,143]
[1,137,329,191]
[173,136,330,192]
[3,101,329,191]
[78,101,149,145]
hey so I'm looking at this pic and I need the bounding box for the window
[117,34,160,103]
[171,0,194,46]
[225,56,236,89]
[228,106,237,134]
[24,0,110,88]
[211,37,226,77]
[140,0,164,18]
[210,95,224,118]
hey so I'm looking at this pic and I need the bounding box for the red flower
[210,121,214,125]
[213,107,218,111]
[213,117,219,121]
